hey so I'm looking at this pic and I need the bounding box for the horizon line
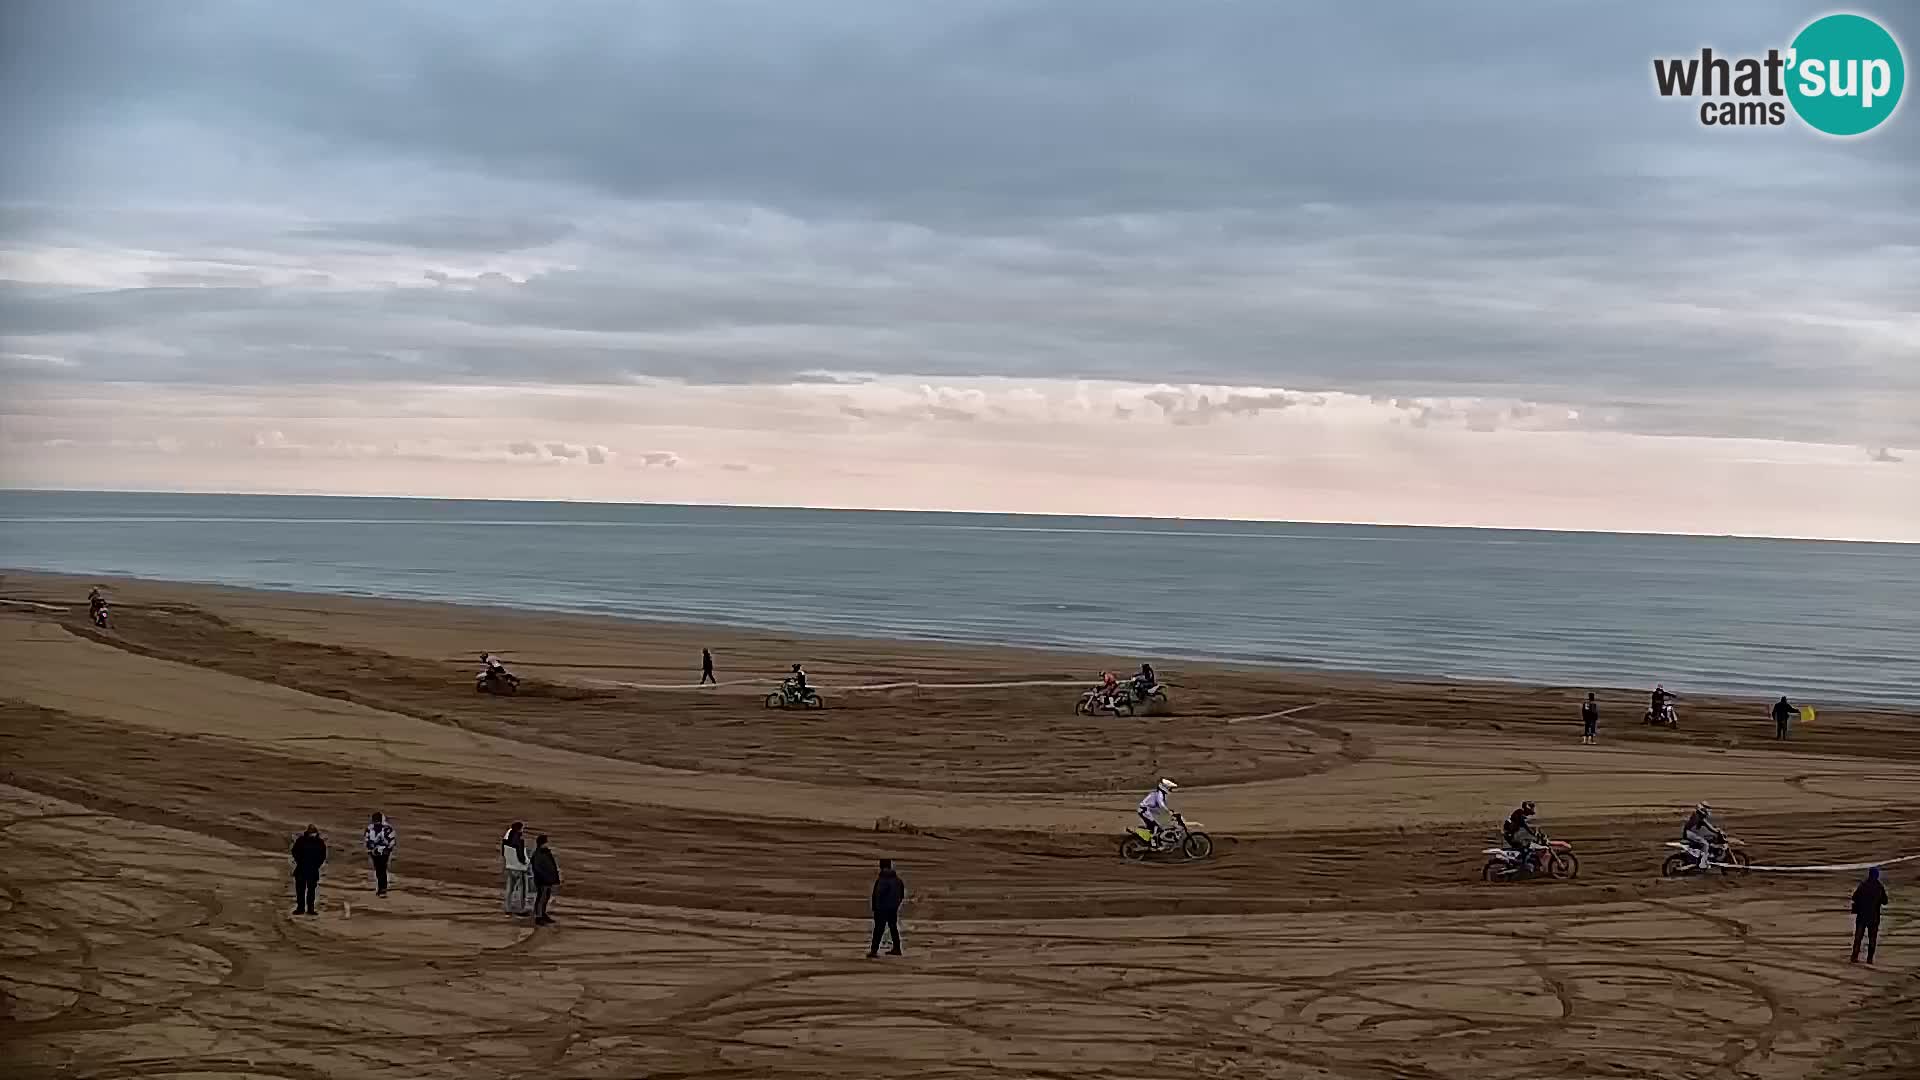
[4,484,1914,547]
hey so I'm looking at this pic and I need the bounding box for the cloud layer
[1,2,1915,535]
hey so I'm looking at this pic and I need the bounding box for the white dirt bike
[1661,837,1751,877]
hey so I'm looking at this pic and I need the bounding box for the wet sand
[1,570,1913,1078]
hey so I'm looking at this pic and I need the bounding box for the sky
[1,1,1915,540]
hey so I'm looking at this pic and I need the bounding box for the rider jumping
[1682,802,1725,870]
[1504,801,1543,869]
[1138,778,1178,845]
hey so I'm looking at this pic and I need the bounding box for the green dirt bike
[1119,812,1214,862]
[765,682,824,710]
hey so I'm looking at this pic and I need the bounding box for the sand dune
[1,572,1913,1078]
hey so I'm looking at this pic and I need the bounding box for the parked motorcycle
[1120,812,1214,861]
[1482,838,1579,881]
[766,682,824,710]
[1661,837,1751,877]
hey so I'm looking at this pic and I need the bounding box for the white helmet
[1157,778,1178,793]
[1696,802,1711,815]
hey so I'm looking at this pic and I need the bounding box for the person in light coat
[501,821,534,916]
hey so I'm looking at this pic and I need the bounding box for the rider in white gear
[1138,778,1177,845]
[1682,802,1724,870]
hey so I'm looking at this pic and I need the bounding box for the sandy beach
[1,570,1913,1079]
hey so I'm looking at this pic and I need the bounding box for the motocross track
[1,572,1913,1079]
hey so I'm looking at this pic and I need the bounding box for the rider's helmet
[1520,800,1536,816]
[1157,778,1177,793]
[1695,802,1711,817]
[791,663,802,672]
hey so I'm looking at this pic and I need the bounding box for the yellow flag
[1799,706,1816,725]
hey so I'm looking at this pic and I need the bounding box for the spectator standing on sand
[290,825,327,917]
[1580,693,1599,745]
[1773,695,1797,740]
[531,834,562,926]
[501,822,534,916]
[364,812,396,897]
[1851,867,1888,964]
[868,858,906,958]
[701,648,716,685]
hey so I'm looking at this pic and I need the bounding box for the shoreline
[8,567,1918,720]
[7,485,1917,546]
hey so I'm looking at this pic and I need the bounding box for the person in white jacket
[501,821,534,915]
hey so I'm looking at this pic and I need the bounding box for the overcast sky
[1,1,1915,538]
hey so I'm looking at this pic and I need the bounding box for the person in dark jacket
[1851,866,1889,964]
[1580,693,1599,745]
[531,834,562,926]
[701,648,716,685]
[1772,695,1797,740]
[290,825,327,916]
[868,858,906,958]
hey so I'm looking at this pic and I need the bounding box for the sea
[2,489,1916,707]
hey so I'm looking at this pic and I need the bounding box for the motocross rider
[1650,684,1674,721]
[1132,664,1157,699]
[787,663,809,694]
[1682,802,1725,870]
[1503,801,1544,868]
[1138,778,1178,845]
[480,653,510,681]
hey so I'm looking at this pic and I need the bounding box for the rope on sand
[1730,853,1920,873]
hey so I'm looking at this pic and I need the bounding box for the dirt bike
[1661,837,1750,877]
[1119,812,1214,861]
[1643,702,1679,729]
[475,669,520,695]
[1127,681,1170,709]
[90,603,112,629]
[1076,686,1134,716]
[766,682,824,710]
[1482,838,1579,881]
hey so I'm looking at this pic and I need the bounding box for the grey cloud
[1,1,1915,451]
[299,216,575,252]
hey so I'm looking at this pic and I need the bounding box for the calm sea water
[2,490,1916,706]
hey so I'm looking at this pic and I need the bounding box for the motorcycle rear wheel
[1113,699,1135,717]
[804,694,824,710]
[1182,832,1214,860]
[1661,853,1691,878]
[1120,836,1152,862]
[1482,858,1506,882]
[764,692,783,709]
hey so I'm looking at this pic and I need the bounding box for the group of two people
[501,822,563,925]
[286,812,399,915]
[1503,799,1727,870]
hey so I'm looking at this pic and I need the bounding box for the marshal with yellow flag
[1799,705,1816,726]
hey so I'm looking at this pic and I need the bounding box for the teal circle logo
[1787,14,1905,136]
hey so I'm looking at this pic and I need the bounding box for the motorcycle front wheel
[1723,850,1751,875]
[1182,832,1214,860]
[1550,851,1579,879]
